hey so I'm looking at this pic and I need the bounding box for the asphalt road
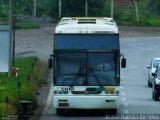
[35,36,160,120]
[121,37,160,114]
[15,25,160,119]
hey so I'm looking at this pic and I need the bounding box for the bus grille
[71,91,102,95]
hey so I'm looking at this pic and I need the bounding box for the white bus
[48,17,126,115]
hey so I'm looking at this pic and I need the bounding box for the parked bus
[48,17,126,115]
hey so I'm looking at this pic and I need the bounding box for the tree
[14,0,33,15]
[62,0,85,17]
[88,0,105,17]
[149,0,160,15]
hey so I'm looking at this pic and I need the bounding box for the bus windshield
[55,53,118,86]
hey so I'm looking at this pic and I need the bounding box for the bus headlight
[104,87,119,95]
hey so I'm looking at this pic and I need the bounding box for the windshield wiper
[88,67,103,87]
[70,64,103,87]
[70,63,84,87]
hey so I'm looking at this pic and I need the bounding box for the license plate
[58,103,69,107]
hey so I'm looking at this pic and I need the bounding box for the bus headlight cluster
[104,87,119,95]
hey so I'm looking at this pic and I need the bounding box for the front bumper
[53,95,119,109]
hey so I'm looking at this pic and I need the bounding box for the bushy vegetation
[0,57,49,115]
[0,0,160,26]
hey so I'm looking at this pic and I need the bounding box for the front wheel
[56,109,65,115]
[148,76,152,87]
[152,91,154,99]
[153,91,159,101]
[148,80,152,88]
[48,58,53,68]
[108,109,117,115]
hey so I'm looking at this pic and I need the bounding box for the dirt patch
[15,26,54,61]
[119,26,160,38]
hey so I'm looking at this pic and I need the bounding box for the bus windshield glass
[55,53,117,86]
[56,53,86,86]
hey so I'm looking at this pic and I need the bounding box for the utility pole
[85,0,88,17]
[9,0,15,66]
[9,0,13,76]
[111,0,114,18]
[134,0,139,22]
[12,16,15,66]
[11,0,15,66]
[59,0,62,19]
[34,0,37,17]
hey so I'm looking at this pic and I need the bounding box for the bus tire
[109,109,117,115]
[48,58,53,68]
[152,91,154,99]
[56,108,65,115]
[153,92,159,101]
[148,80,152,88]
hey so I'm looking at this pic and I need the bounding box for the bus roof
[55,17,118,34]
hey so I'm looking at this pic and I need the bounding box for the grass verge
[15,22,40,29]
[117,16,160,27]
[0,18,9,25]
[0,57,49,115]
[143,17,160,27]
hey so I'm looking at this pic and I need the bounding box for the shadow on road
[56,109,116,117]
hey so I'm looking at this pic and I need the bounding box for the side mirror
[48,54,53,68]
[147,66,151,69]
[121,58,126,68]
[152,73,157,77]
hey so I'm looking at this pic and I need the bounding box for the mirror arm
[120,54,124,58]
[50,54,54,58]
